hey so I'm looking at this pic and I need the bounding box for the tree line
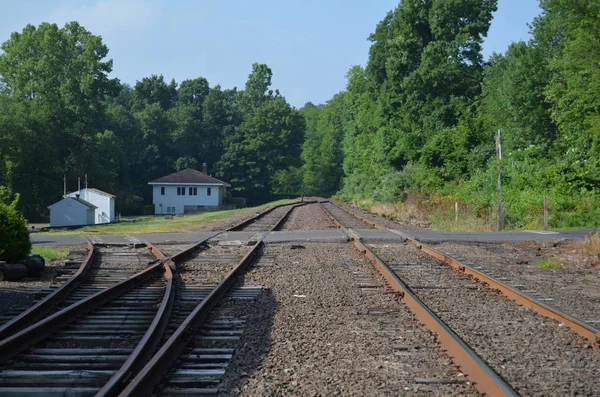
[0,22,303,220]
[299,0,600,228]
[2,0,599,228]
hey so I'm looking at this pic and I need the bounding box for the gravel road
[220,243,478,396]
[372,243,600,396]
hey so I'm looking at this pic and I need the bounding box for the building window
[177,187,186,195]
[193,187,197,195]
[161,187,165,195]
[207,187,212,196]
[171,206,176,213]
[166,206,171,213]
[189,187,198,196]
[182,187,185,195]
[177,187,180,195]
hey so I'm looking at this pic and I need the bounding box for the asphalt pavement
[30,228,595,247]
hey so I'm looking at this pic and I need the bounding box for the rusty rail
[95,244,175,397]
[118,238,265,397]
[226,201,300,231]
[0,247,165,362]
[0,242,96,341]
[318,202,518,396]
[329,199,600,347]
[408,240,600,347]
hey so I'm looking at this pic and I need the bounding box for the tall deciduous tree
[0,22,117,219]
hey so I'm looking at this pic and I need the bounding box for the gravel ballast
[220,243,478,396]
[372,243,600,396]
[281,203,336,231]
[429,241,600,326]
[320,202,375,230]
[0,247,88,326]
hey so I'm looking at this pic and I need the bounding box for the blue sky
[0,0,542,108]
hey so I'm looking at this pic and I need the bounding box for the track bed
[371,243,600,396]
[220,243,477,396]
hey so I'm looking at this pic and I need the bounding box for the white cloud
[48,0,160,35]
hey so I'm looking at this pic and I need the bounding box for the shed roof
[48,196,98,210]
[148,168,231,187]
[67,188,116,198]
[85,188,116,198]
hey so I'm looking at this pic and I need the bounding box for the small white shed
[48,196,97,227]
[67,188,116,224]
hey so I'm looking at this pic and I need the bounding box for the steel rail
[330,200,600,347]
[271,202,311,231]
[97,202,305,395]
[116,198,297,396]
[95,244,175,397]
[226,201,300,231]
[0,242,96,341]
[0,257,165,362]
[409,241,600,347]
[117,238,265,397]
[318,202,518,397]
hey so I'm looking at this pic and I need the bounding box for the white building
[67,188,116,224]
[148,168,231,214]
[48,195,97,227]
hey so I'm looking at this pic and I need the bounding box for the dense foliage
[299,0,600,228]
[0,195,31,262]
[2,0,599,229]
[0,23,303,220]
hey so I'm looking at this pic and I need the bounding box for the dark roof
[148,168,231,186]
[48,196,97,210]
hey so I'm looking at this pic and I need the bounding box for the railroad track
[0,244,158,341]
[227,201,313,232]
[319,200,600,396]
[115,199,298,396]
[0,200,295,396]
[0,243,172,396]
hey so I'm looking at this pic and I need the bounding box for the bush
[142,204,155,215]
[0,196,31,262]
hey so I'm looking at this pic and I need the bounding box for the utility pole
[495,129,503,231]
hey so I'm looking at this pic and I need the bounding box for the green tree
[0,21,117,220]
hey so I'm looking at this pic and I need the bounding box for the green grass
[31,246,71,262]
[45,199,294,235]
[537,258,567,269]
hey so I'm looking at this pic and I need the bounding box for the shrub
[0,195,31,262]
[142,204,155,215]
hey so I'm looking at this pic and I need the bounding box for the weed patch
[537,258,567,269]
[31,246,70,262]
